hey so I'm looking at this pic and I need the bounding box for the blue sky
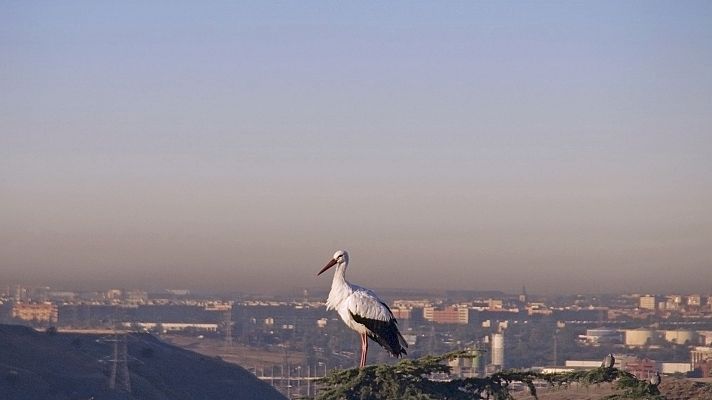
[1,1,711,293]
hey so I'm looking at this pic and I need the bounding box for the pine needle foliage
[315,351,663,400]
[603,373,663,400]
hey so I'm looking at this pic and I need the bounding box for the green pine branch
[314,351,663,400]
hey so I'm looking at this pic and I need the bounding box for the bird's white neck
[325,263,351,310]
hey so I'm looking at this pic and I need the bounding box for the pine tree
[315,351,664,400]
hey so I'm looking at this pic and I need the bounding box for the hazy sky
[2,1,711,294]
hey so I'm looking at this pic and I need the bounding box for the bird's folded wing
[346,289,394,322]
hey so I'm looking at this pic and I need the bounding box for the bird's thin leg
[364,336,368,367]
[359,334,367,368]
[359,334,365,368]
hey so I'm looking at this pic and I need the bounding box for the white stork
[317,250,408,368]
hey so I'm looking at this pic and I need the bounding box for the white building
[624,328,656,346]
[122,322,218,333]
[491,333,504,368]
[664,330,697,345]
[579,328,623,345]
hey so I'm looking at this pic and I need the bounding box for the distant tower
[552,330,558,366]
[519,285,527,304]
[491,333,504,368]
[108,333,131,393]
[71,304,79,328]
[428,325,436,354]
[224,306,233,349]
[14,285,26,302]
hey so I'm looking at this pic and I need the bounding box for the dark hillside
[0,324,285,400]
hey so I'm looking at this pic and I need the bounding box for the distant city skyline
[2,279,711,298]
[2,2,711,294]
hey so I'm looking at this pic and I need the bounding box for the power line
[99,332,131,393]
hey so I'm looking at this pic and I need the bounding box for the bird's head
[317,250,349,276]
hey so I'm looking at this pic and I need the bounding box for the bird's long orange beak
[317,258,338,276]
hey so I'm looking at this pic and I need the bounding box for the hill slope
[0,324,285,400]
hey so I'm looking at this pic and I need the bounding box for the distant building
[12,302,58,324]
[661,363,692,374]
[527,302,552,316]
[518,286,527,304]
[392,299,432,310]
[487,299,503,310]
[106,289,123,301]
[566,356,665,379]
[579,328,623,345]
[622,356,658,379]
[663,295,684,311]
[165,289,191,296]
[696,360,712,378]
[491,333,504,368]
[664,330,697,345]
[204,302,232,311]
[125,290,148,304]
[691,346,712,371]
[401,334,417,346]
[447,348,480,378]
[423,306,468,324]
[47,291,77,301]
[624,328,657,347]
[566,360,610,368]
[122,322,218,333]
[391,307,411,320]
[639,295,657,311]
[700,331,712,346]
[688,294,702,307]
[14,285,28,302]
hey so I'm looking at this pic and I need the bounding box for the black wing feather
[350,310,408,358]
